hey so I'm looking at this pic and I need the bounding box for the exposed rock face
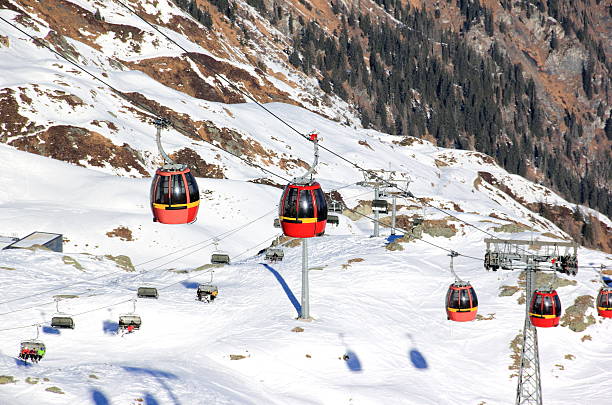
[171,148,225,179]
[478,171,611,253]
[9,125,148,176]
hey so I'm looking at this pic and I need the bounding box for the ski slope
[0,1,611,402]
[0,140,610,405]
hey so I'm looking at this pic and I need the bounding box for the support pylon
[299,238,310,319]
[516,267,542,405]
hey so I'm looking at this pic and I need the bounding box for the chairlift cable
[3,10,534,255]
[0,208,276,308]
[342,206,483,262]
[109,1,564,255]
[0,16,292,186]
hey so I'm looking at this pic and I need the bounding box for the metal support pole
[516,267,542,405]
[373,186,380,237]
[391,196,397,235]
[300,238,310,319]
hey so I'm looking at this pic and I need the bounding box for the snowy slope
[0,1,611,404]
[0,126,610,405]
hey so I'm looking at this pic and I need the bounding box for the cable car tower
[483,238,578,405]
[357,170,413,237]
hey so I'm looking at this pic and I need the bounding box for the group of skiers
[18,346,45,363]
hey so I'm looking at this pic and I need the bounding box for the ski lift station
[1,232,63,252]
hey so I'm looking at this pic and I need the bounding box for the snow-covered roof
[8,232,62,248]
[0,236,18,250]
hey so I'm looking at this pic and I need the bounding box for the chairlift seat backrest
[197,284,218,294]
[265,248,284,261]
[211,253,230,264]
[51,315,75,329]
[372,199,388,213]
[118,314,142,329]
[137,287,159,299]
[327,214,339,225]
[329,201,343,213]
[21,340,45,352]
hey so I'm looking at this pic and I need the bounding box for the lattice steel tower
[483,238,578,405]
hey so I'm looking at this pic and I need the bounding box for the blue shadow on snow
[91,389,111,405]
[102,320,119,335]
[261,264,301,315]
[385,234,403,245]
[42,326,60,335]
[409,349,428,370]
[14,358,33,367]
[144,393,160,405]
[180,281,199,289]
[343,350,363,372]
[122,366,180,405]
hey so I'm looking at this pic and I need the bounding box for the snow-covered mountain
[0,1,611,404]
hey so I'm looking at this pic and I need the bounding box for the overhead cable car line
[0,233,286,332]
[342,206,484,262]
[0,207,277,308]
[3,9,539,252]
[0,16,291,186]
[0,300,56,316]
[109,1,575,254]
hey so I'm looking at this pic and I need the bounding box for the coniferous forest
[267,0,610,222]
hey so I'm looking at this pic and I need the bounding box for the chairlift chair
[118,314,142,330]
[211,252,230,265]
[118,300,141,331]
[329,200,344,213]
[372,199,388,214]
[273,218,281,228]
[50,315,75,329]
[265,248,284,262]
[327,214,339,226]
[197,284,218,302]
[19,325,46,362]
[50,299,75,329]
[137,286,159,299]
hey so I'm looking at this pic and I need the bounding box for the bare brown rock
[9,125,148,176]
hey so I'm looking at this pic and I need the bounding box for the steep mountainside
[0,0,609,250]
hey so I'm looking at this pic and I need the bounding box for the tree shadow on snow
[261,264,301,316]
[102,320,119,335]
[180,281,199,289]
[406,334,428,370]
[42,326,60,335]
[122,366,180,405]
[339,333,363,373]
[91,389,110,405]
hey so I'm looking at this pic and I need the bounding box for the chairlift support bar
[154,118,185,171]
[293,132,319,185]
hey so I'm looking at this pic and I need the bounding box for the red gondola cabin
[279,183,327,238]
[529,289,561,327]
[150,167,200,224]
[597,287,612,318]
[445,282,478,322]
